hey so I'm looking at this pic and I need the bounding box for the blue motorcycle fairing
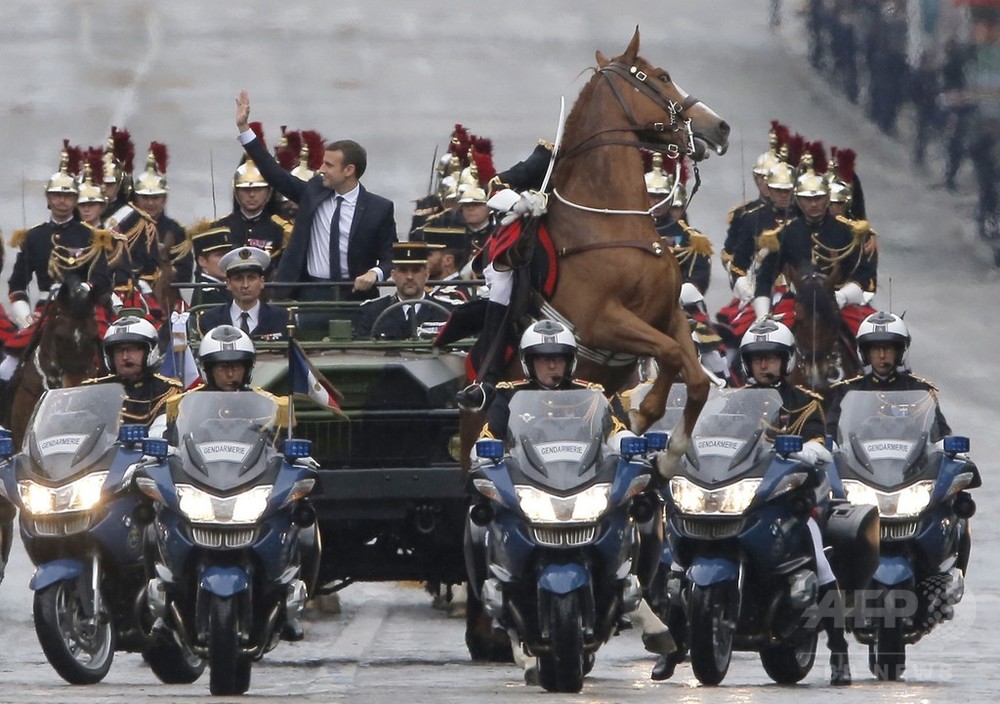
[873,555,914,586]
[749,455,814,511]
[143,461,180,510]
[739,502,812,572]
[86,492,146,563]
[264,462,317,519]
[930,455,980,503]
[537,562,590,595]
[200,564,250,597]
[687,556,739,587]
[30,558,84,591]
[608,460,648,505]
[479,460,519,512]
[105,447,145,489]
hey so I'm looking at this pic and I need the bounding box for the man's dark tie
[239,311,251,335]
[329,195,344,281]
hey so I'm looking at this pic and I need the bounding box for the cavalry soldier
[8,144,130,332]
[354,242,452,340]
[76,159,108,229]
[100,126,134,220]
[84,315,181,438]
[188,224,233,308]
[133,142,194,286]
[751,155,877,335]
[646,154,712,295]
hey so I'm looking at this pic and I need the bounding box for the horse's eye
[658,73,671,83]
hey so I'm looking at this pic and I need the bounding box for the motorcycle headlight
[842,480,935,518]
[669,476,761,515]
[515,483,610,524]
[18,472,108,515]
[176,484,273,524]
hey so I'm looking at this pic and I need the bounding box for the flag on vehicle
[289,338,345,415]
[160,311,202,390]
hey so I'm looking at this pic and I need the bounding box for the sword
[426,144,439,196]
[210,149,218,220]
[539,96,567,194]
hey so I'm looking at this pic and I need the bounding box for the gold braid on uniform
[271,214,293,249]
[48,227,127,282]
[757,227,781,254]
[10,228,29,249]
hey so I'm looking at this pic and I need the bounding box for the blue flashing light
[620,436,649,457]
[119,424,149,444]
[943,436,970,455]
[775,434,803,456]
[645,432,668,452]
[284,439,313,460]
[142,438,169,460]
[476,439,504,460]
[0,437,12,459]
[0,428,11,440]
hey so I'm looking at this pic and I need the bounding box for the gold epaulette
[757,227,781,252]
[836,215,871,241]
[10,228,29,249]
[271,214,293,246]
[478,422,496,441]
[496,380,529,390]
[538,138,554,151]
[686,231,714,257]
[570,379,606,393]
[165,390,187,422]
[154,373,184,390]
[910,374,940,392]
[725,200,752,224]
[82,375,116,386]
[794,385,825,402]
[185,218,217,237]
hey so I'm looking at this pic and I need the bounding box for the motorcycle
[0,384,204,685]
[831,389,979,680]
[466,388,660,693]
[134,390,318,696]
[659,387,877,685]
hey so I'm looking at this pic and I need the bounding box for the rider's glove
[789,439,833,467]
[834,281,864,309]
[485,188,520,213]
[733,276,754,305]
[513,190,548,218]
[11,299,33,329]
[679,282,703,307]
[456,382,496,413]
[752,295,771,320]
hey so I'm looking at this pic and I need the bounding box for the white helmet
[739,319,797,379]
[519,320,578,382]
[103,315,160,372]
[198,325,256,388]
[856,311,910,369]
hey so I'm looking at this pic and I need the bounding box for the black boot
[456,301,509,411]
[651,651,682,681]
[280,619,304,642]
[819,583,852,686]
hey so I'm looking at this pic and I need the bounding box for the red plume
[301,130,326,171]
[678,154,690,185]
[770,120,790,149]
[470,136,496,183]
[448,123,471,164]
[150,141,169,174]
[64,140,83,176]
[275,129,300,170]
[249,121,266,151]
[110,126,135,174]
[785,133,805,166]
[807,140,827,174]
[84,147,104,180]
[835,147,856,183]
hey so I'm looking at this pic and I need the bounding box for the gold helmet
[46,141,79,194]
[752,125,782,176]
[645,152,671,195]
[458,186,488,205]
[765,146,795,191]
[793,154,829,197]
[826,146,855,205]
[233,159,268,189]
[102,126,134,187]
[291,143,314,181]
[77,162,107,204]
[458,148,480,193]
[133,142,169,196]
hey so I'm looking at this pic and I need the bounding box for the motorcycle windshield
[836,390,937,489]
[506,389,614,493]
[174,391,281,493]
[25,384,125,483]
[683,388,783,484]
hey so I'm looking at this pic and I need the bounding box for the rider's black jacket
[756,379,826,445]
[823,370,952,440]
[83,372,182,428]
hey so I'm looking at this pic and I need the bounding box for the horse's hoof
[524,664,540,686]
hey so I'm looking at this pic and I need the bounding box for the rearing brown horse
[540,29,729,461]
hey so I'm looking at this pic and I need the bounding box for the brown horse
[2,277,103,448]
[539,29,728,454]
[787,270,861,391]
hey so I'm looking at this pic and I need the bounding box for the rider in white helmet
[83,315,181,438]
[824,311,951,438]
[734,318,851,686]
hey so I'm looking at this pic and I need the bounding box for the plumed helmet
[233,159,269,189]
[46,142,79,195]
[77,162,107,204]
[519,320,578,381]
[458,186,488,205]
[765,161,796,191]
[645,152,671,195]
[753,150,782,177]
[103,315,160,371]
[793,153,829,198]
[133,143,169,196]
[828,179,852,204]
[197,325,256,388]
[856,311,910,368]
[739,319,797,379]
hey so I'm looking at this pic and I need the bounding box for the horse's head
[595,28,729,160]
[787,268,857,389]
[41,275,103,384]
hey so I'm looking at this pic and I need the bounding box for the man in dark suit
[234,90,397,301]
[197,246,287,340]
[355,242,453,340]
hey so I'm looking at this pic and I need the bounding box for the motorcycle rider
[730,319,852,686]
[166,325,315,641]
[477,320,677,682]
[83,315,182,439]
[824,311,951,438]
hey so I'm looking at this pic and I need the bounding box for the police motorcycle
[0,384,204,685]
[134,391,317,696]
[466,387,661,693]
[831,390,979,681]
[658,387,876,686]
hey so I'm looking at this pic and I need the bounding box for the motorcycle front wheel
[688,582,736,686]
[872,623,905,681]
[537,591,585,693]
[34,580,115,684]
[208,595,252,695]
[759,630,817,683]
[146,630,206,684]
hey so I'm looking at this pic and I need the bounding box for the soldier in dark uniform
[100,126,134,221]
[133,142,194,286]
[83,315,181,438]
[7,147,128,330]
[188,225,233,309]
[355,242,453,340]
[721,129,780,285]
[211,157,291,272]
[824,311,951,438]
[751,158,877,335]
[421,224,474,307]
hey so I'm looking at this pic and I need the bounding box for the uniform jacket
[354,294,452,340]
[768,380,827,444]
[727,200,786,284]
[83,372,182,428]
[210,210,289,270]
[824,371,951,439]
[243,136,396,300]
[106,204,160,278]
[190,272,231,309]
[196,301,288,340]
